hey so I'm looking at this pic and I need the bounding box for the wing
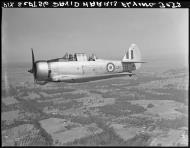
[51,72,135,83]
[122,61,146,63]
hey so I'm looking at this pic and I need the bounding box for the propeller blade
[31,48,35,68]
[29,48,37,83]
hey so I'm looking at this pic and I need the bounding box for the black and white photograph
[2,6,189,146]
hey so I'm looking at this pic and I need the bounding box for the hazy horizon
[2,8,189,71]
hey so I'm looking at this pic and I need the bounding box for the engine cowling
[35,61,49,81]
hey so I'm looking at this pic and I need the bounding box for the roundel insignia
[106,63,115,72]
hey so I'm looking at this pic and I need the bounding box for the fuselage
[35,59,135,82]
[51,60,122,75]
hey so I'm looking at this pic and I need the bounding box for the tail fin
[122,44,144,69]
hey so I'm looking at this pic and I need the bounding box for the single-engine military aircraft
[28,44,145,85]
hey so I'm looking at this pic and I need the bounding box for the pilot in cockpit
[74,54,77,61]
[89,54,96,61]
[69,54,73,61]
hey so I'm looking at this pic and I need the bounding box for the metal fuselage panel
[50,61,83,75]
[49,60,123,81]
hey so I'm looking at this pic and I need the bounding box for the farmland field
[1,63,188,146]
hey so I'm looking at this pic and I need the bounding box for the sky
[2,8,189,71]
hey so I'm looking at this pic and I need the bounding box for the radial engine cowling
[35,61,50,81]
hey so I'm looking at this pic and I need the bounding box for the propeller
[28,48,37,82]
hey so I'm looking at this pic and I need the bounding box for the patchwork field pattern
[1,64,188,146]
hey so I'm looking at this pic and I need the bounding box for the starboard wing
[51,72,135,83]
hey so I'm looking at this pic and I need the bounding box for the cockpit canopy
[47,53,97,62]
[75,53,88,61]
